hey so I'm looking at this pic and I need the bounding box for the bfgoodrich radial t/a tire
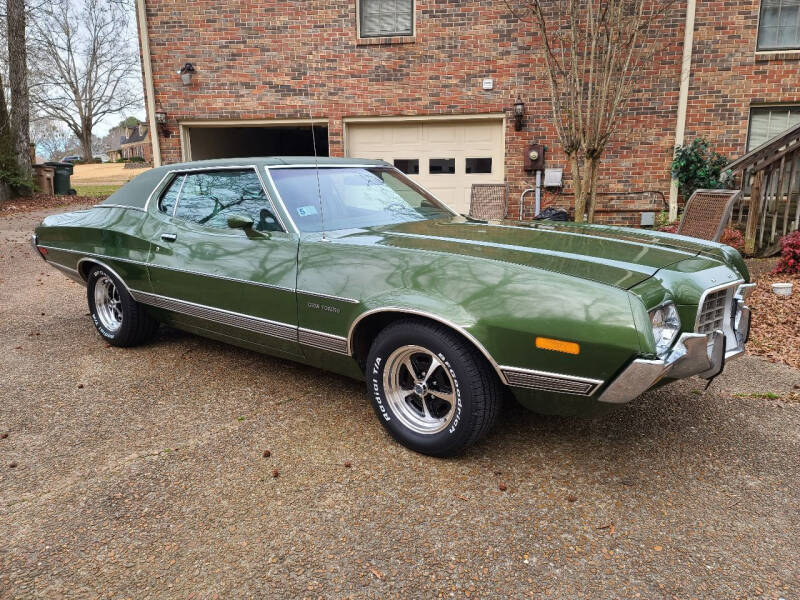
[366,319,502,457]
[86,265,158,347]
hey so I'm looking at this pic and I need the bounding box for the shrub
[720,227,745,251]
[671,138,731,201]
[773,230,800,275]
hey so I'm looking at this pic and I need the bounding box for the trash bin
[32,165,55,195]
[43,161,75,195]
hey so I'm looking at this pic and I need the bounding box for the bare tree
[507,0,675,222]
[6,0,30,175]
[30,117,76,160]
[29,0,140,161]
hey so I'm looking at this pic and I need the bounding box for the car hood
[345,218,718,289]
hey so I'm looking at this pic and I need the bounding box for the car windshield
[269,167,453,232]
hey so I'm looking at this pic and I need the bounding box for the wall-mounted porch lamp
[179,63,196,86]
[155,111,171,137]
[513,97,526,131]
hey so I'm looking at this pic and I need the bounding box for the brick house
[134,0,800,221]
[119,121,153,163]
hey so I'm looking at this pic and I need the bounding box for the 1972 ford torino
[33,157,754,456]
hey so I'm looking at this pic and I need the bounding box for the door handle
[161,233,177,242]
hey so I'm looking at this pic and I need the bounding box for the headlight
[649,302,681,357]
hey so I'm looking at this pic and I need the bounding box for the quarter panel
[35,207,153,290]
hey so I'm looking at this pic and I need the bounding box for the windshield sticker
[297,205,319,217]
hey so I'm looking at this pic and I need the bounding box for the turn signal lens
[535,337,580,355]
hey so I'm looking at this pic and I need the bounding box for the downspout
[669,0,697,222]
[135,0,161,167]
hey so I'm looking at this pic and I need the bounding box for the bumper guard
[599,288,752,404]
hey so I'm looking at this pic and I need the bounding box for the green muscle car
[32,157,754,456]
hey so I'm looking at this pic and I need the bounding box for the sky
[89,1,146,137]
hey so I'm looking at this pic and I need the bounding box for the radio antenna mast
[304,55,326,240]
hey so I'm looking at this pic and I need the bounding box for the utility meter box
[524,144,545,171]
[543,168,563,188]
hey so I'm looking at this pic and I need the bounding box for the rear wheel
[86,265,158,347]
[366,319,502,457]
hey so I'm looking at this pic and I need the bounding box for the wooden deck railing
[727,122,800,255]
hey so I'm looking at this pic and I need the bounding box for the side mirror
[227,214,254,230]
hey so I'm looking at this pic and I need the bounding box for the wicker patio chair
[468,183,509,220]
[676,189,741,242]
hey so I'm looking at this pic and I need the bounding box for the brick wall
[141,0,800,222]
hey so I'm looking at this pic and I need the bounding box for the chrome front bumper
[599,286,753,404]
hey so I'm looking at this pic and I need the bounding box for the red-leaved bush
[773,230,800,275]
[720,228,745,252]
[656,223,744,252]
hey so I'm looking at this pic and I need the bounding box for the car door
[145,167,301,356]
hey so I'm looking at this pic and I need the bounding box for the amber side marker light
[535,336,580,355]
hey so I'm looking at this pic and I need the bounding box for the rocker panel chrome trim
[129,289,350,354]
[130,289,298,341]
[298,328,349,354]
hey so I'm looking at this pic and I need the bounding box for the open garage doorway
[183,123,329,161]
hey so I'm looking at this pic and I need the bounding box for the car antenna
[304,57,327,241]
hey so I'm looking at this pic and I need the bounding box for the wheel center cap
[414,382,428,397]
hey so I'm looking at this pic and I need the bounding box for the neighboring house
[105,125,124,162]
[120,122,152,163]
[136,0,800,219]
[107,147,122,162]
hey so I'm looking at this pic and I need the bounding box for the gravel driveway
[2,205,799,599]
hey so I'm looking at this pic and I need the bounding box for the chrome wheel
[93,274,123,332]
[383,345,457,435]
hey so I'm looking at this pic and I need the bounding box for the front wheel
[86,265,158,347]
[366,319,502,457]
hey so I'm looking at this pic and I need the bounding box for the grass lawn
[73,184,122,197]
[70,163,149,186]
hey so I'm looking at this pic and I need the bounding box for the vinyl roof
[99,157,389,209]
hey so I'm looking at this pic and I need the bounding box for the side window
[158,175,184,215]
[173,170,282,232]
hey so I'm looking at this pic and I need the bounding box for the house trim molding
[135,0,161,167]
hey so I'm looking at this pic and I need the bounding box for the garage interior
[186,125,329,160]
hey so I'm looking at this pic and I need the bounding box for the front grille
[696,288,729,334]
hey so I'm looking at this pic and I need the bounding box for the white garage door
[345,118,505,214]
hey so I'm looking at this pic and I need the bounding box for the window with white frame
[747,106,800,150]
[758,0,800,50]
[359,0,413,38]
